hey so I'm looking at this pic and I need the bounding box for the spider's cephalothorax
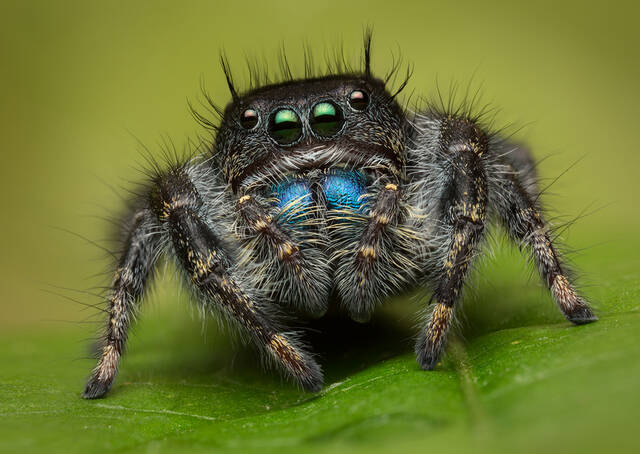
[82,37,597,399]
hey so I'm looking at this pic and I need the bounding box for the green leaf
[2,3,640,453]
[1,241,639,454]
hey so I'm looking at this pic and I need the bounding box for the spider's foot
[415,336,443,371]
[417,352,440,371]
[297,359,324,393]
[566,304,598,325]
[416,302,451,370]
[268,333,324,393]
[552,276,598,325]
[82,376,112,399]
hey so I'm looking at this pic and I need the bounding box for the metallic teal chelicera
[272,170,367,224]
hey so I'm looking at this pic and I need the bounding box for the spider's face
[215,75,408,192]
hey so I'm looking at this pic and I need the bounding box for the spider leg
[157,167,323,391]
[334,180,409,322]
[414,117,489,370]
[236,194,331,317]
[83,210,161,399]
[492,163,596,324]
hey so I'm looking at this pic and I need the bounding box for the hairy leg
[333,179,414,322]
[414,116,489,369]
[83,210,161,398]
[236,193,331,316]
[157,167,323,391]
[493,168,596,324]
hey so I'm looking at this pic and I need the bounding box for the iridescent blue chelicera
[322,169,368,211]
[272,179,313,224]
[272,170,368,225]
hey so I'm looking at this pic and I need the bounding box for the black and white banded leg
[83,210,160,398]
[494,168,597,324]
[415,117,489,370]
[156,168,323,391]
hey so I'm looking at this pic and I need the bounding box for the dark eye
[310,101,344,137]
[348,90,369,111]
[269,108,302,145]
[240,108,259,129]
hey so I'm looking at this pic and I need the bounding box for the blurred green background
[1,1,639,453]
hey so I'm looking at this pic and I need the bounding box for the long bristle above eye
[211,31,415,110]
[219,51,239,101]
[278,43,294,82]
[363,26,373,78]
[188,76,224,132]
[213,31,380,97]
[303,41,315,79]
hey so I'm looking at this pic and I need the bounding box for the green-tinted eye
[269,108,302,145]
[310,101,344,137]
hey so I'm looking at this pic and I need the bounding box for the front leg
[157,168,323,391]
[236,194,331,317]
[415,117,489,370]
[333,180,410,322]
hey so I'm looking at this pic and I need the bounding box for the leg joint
[440,116,489,157]
[151,167,202,220]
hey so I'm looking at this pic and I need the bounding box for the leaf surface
[1,243,638,453]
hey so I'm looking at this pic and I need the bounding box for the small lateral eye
[348,90,369,111]
[240,108,259,129]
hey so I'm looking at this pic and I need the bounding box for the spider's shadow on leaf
[120,297,418,391]
[118,268,564,394]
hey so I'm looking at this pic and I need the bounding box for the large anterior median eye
[310,101,344,137]
[269,108,302,145]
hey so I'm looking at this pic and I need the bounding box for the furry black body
[83,39,596,399]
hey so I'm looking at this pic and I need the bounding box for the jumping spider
[83,36,596,399]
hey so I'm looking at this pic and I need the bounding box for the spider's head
[213,73,408,192]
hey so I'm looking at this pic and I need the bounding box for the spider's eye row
[348,90,369,111]
[310,101,344,137]
[269,108,302,145]
[240,108,259,129]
